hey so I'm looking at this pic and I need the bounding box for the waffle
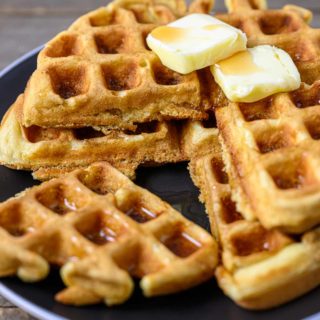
[181,114,220,161]
[0,95,185,180]
[0,161,218,306]
[216,81,320,233]
[20,0,214,130]
[212,0,320,233]
[217,0,320,84]
[184,119,320,310]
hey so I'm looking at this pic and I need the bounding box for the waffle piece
[0,95,185,180]
[212,0,320,233]
[181,117,219,161]
[32,166,93,181]
[216,0,320,85]
[216,73,320,233]
[20,0,214,130]
[184,120,320,309]
[0,162,218,306]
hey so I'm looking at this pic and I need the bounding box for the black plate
[0,48,320,320]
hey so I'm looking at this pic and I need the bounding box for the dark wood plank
[0,0,107,16]
[0,0,318,13]
[0,308,35,320]
[0,0,319,69]
[0,296,13,307]
[0,16,77,69]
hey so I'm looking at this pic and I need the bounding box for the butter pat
[146,14,247,74]
[211,45,301,103]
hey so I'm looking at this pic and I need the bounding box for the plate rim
[0,45,43,79]
[0,283,66,320]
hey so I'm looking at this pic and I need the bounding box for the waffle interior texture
[0,95,185,180]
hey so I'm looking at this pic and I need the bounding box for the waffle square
[21,0,214,130]
[183,119,320,310]
[0,162,218,306]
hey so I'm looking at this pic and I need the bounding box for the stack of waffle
[0,0,320,311]
[0,0,214,180]
[184,0,320,310]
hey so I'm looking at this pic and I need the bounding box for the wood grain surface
[0,0,319,319]
[0,0,319,70]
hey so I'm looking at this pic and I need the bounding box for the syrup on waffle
[217,0,320,84]
[183,119,320,310]
[21,0,214,130]
[0,162,218,306]
[0,95,186,180]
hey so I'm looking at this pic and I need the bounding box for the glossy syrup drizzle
[126,206,157,223]
[151,24,224,43]
[151,26,187,43]
[161,231,202,258]
[218,50,264,75]
[85,223,117,245]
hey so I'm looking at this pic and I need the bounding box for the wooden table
[0,0,319,319]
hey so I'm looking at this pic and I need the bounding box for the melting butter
[211,45,301,103]
[218,50,264,76]
[146,13,247,74]
[202,24,224,31]
[150,26,187,43]
[151,24,225,44]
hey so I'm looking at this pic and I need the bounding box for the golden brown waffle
[181,115,220,161]
[211,0,320,233]
[216,74,320,233]
[20,0,214,130]
[0,162,218,306]
[0,95,185,180]
[216,0,320,84]
[184,120,320,310]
